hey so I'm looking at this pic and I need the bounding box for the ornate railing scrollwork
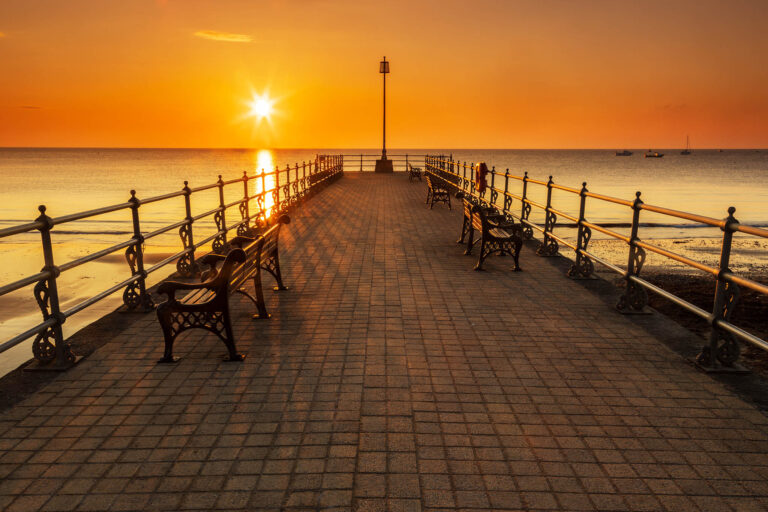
[521,203,533,239]
[212,209,227,254]
[237,201,250,236]
[616,246,648,312]
[176,223,198,277]
[502,193,512,214]
[489,188,499,208]
[568,226,594,278]
[32,266,74,365]
[697,279,741,368]
[536,210,559,256]
[122,243,154,310]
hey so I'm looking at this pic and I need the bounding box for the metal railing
[0,155,344,369]
[425,155,768,372]
[341,153,431,173]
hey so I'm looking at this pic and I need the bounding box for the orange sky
[1,0,767,149]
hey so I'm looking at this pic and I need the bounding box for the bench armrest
[159,248,246,300]
[198,253,226,281]
[229,235,258,248]
[488,215,516,229]
[199,253,226,265]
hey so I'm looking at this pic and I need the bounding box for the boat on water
[681,135,691,155]
[615,150,632,156]
[645,149,664,158]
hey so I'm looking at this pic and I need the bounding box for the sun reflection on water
[253,149,276,218]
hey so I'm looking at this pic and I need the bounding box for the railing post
[520,171,533,239]
[487,166,497,206]
[123,191,155,311]
[211,176,228,254]
[238,170,251,236]
[467,162,473,197]
[536,176,559,256]
[289,163,297,207]
[30,205,76,369]
[260,169,267,220]
[617,192,648,313]
[274,165,281,214]
[696,207,744,371]
[176,181,199,277]
[568,182,594,279]
[502,169,512,213]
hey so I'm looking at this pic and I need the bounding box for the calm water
[0,148,767,376]
[1,148,766,240]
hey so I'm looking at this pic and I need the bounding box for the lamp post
[375,56,393,173]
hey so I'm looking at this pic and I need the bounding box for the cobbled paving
[1,173,768,511]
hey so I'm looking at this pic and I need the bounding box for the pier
[2,172,768,511]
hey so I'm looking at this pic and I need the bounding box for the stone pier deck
[2,173,768,511]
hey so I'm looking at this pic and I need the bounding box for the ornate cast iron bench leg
[264,250,288,292]
[252,269,270,319]
[155,249,247,363]
[157,305,180,364]
[474,234,491,271]
[457,215,470,244]
[156,303,244,363]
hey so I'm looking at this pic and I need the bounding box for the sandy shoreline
[588,236,768,275]
[0,243,181,377]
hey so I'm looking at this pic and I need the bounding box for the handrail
[424,154,768,371]
[340,153,430,172]
[0,154,345,369]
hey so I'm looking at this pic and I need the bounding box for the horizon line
[1,146,766,151]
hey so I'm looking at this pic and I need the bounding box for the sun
[248,93,274,121]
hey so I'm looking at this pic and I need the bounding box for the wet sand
[0,243,181,376]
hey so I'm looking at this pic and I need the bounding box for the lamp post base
[375,158,393,173]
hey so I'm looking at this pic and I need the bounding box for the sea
[0,147,767,376]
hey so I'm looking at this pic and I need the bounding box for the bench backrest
[471,205,486,232]
[200,248,247,299]
[458,192,481,226]
[228,215,289,291]
[426,173,447,191]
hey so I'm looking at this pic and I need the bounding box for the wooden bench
[156,215,290,363]
[407,163,422,181]
[461,197,523,271]
[457,192,498,246]
[425,174,451,210]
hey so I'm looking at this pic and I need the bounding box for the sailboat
[681,135,692,155]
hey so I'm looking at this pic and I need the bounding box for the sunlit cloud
[194,30,251,43]
[0,32,6,38]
